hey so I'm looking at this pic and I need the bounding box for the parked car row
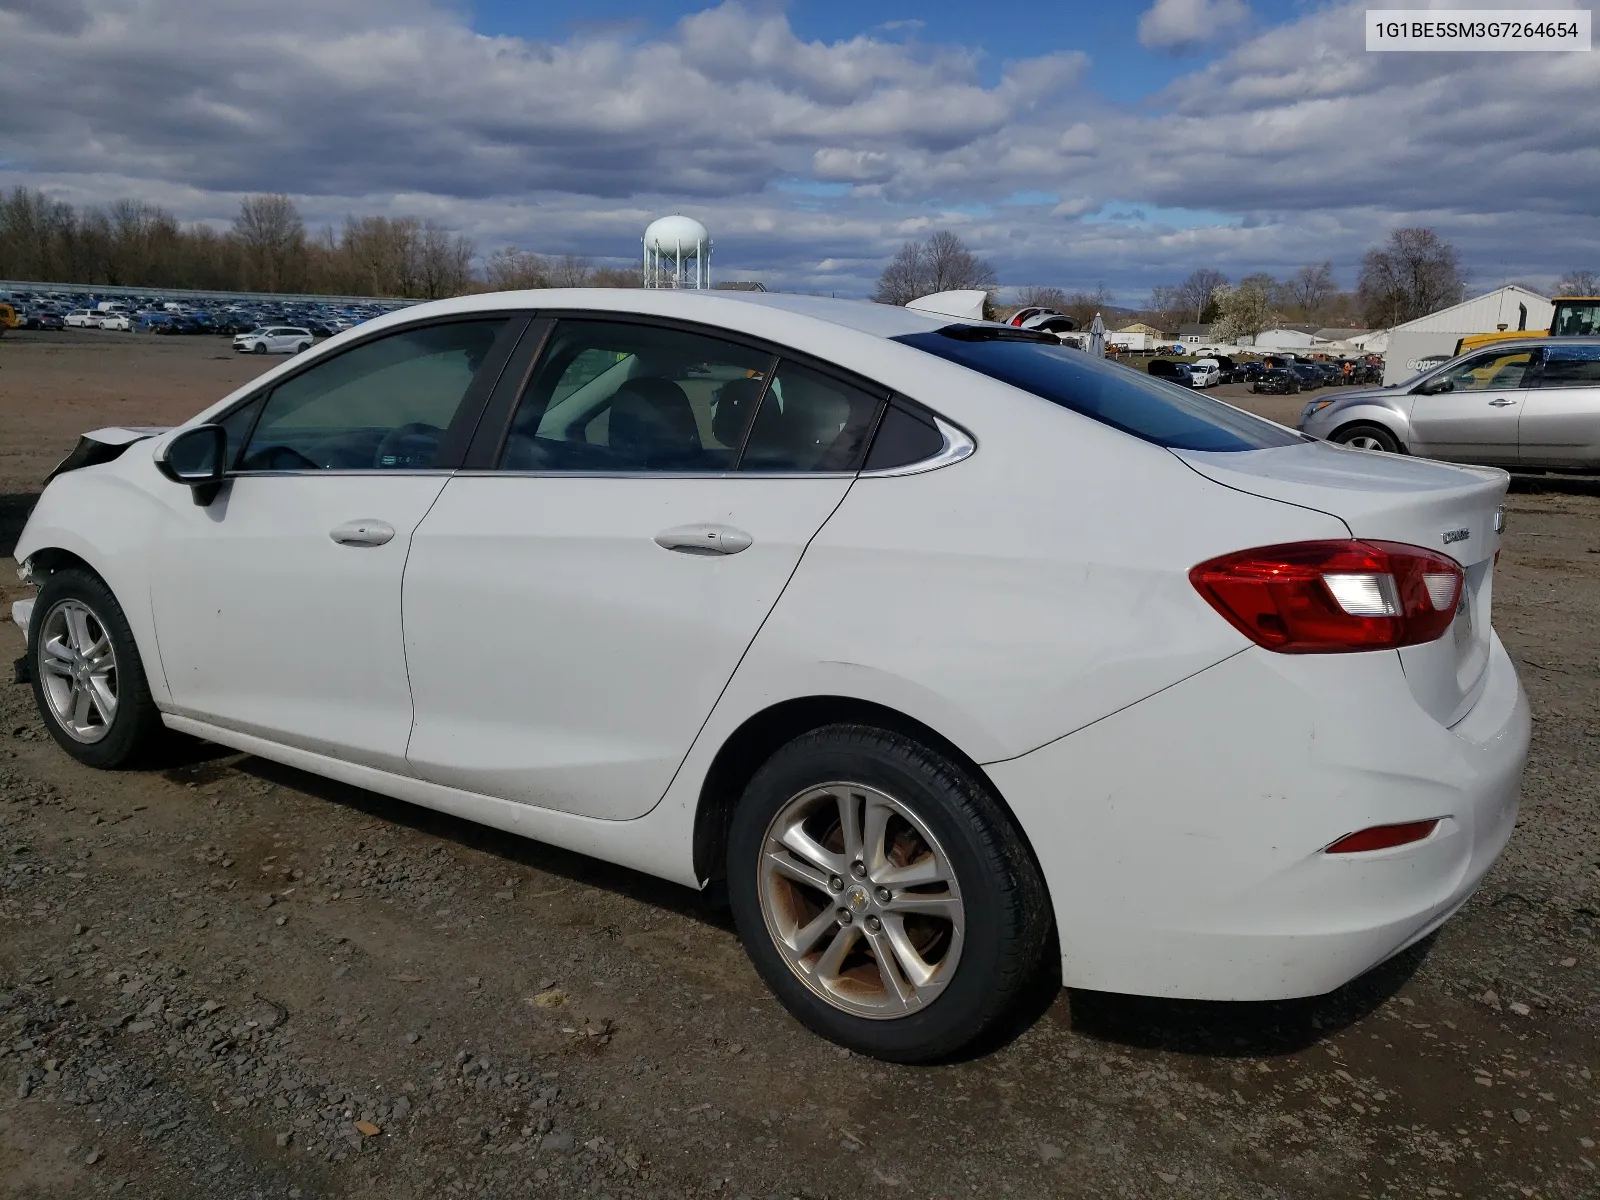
[1,288,409,343]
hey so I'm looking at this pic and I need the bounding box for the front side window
[1536,344,1600,388]
[1440,348,1539,393]
[239,319,507,471]
[896,329,1299,452]
[500,320,774,471]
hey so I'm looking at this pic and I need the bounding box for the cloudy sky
[1,0,1596,300]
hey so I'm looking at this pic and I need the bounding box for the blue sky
[1,0,1596,302]
[469,0,1261,102]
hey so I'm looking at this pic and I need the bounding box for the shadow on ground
[161,746,1421,1063]
[1,493,38,558]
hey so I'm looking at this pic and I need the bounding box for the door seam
[398,475,457,769]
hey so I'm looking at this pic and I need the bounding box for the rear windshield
[894,329,1302,452]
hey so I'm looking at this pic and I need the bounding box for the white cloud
[1138,0,1251,50]
[0,0,1596,300]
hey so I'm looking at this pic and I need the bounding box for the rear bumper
[986,634,1529,1001]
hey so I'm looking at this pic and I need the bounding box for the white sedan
[234,326,313,354]
[10,290,1529,1062]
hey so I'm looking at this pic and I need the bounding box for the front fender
[14,461,173,705]
[1313,402,1413,447]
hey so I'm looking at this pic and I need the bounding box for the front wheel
[252,342,267,354]
[29,569,167,768]
[1332,422,1402,454]
[727,725,1051,1063]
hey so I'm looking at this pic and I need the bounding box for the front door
[402,318,886,820]
[1519,343,1600,469]
[149,317,516,771]
[1406,347,1537,464]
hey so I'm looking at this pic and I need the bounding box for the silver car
[1298,336,1600,471]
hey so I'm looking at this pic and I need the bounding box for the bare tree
[1278,261,1335,322]
[1358,228,1466,328]
[589,265,640,288]
[1016,285,1069,310]
[1557,268,1598,297]
[232,194,306,291]
[1175,269,1228,324]
[1143,284,1185,336]
[417,220,475,299]
[1062,283,1113,329]
[873,231,995,305]
[550,253,592,288]
[485,246,549,291]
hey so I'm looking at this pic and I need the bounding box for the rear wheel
[727,725,1050,1063]
[1332,423,1402,454]
[29,569,166,768]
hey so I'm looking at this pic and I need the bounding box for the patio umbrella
[1087,312,1106,358]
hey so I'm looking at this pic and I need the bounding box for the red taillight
[1189,540,1463,654]
[1324,820,1440,854]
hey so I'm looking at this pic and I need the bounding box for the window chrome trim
[449,469,860,481]
[227,469,458,478]
[858,415,976,478]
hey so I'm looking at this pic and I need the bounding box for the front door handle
[329,519,396,547]
[1487,398,1517,407]
[653,523,753,556]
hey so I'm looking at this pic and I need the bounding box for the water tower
[643,214,711,289]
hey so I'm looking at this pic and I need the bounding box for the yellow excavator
[0,302,18,335]
[1455,295,1600,355]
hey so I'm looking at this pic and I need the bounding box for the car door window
[1534,344,1600,388]
[500,320,775,471]
[1440,349,1538,392]
[239,319,508,471]
[739,360,884,472]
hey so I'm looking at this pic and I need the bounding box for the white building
[1379,285,1552,384]
[1249,326,1324,352]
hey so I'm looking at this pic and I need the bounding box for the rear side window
[894,330,1301,452]
[863,402,945,471]
[1537,344,1600,388]
[740,361,882,473]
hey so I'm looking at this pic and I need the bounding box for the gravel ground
[1,332,1597,1198]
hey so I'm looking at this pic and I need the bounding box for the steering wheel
[372,422,445,469]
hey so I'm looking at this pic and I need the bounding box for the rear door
[1519,343,1600,469]
[1406,347,1537,464]
[401,317,885,819]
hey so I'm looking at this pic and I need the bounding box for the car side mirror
[1416,377,1454,395]
[157,424,227,505]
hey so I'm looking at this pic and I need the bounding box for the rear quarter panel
[689,374,1352,768]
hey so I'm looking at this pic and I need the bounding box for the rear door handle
[653,523,753,556]
[1487,398,1517,407]
[329,519,396,547]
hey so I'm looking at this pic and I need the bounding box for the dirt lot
[0,331,1597,1199]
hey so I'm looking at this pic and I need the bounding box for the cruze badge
[1443,528,1470,545]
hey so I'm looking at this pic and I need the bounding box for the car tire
[296,342,310,353]
[1331,423,1402,454]
[253,342,267,354]
[726,724,1051,1064]
[28,568,168,769]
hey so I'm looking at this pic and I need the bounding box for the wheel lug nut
[836,908,852,925]
[851,861,867,879]
[875,887,891,903]
[865,916,882,932]
[829,875,844,892]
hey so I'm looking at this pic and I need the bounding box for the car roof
[1463,334,1600,354]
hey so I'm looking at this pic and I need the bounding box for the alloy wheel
[1345,434,1389,451]
[757,782,965,1019]
[36,599,119,743]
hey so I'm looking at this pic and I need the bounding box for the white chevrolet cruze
[11,290,1529,1062]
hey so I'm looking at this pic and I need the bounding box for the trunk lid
[1175,441,1506,726]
